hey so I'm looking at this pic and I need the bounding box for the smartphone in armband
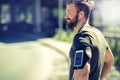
[74,50,84,69]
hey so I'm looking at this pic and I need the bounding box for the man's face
[65,3,79,29]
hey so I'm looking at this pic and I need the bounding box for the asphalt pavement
[0,40,69,80]
[0,32,69,80]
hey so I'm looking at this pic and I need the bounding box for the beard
[66,14,79,29]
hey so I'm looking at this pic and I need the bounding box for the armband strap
[73,50,90,69]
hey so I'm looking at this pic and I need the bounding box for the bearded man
[64,0,114,80]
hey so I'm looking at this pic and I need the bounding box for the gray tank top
[69,26,108,80]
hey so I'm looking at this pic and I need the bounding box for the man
[64,0,114,80]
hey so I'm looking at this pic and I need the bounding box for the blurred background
[0,0,120,80]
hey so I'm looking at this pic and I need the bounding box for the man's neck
[74,19,88,33]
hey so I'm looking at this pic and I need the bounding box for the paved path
[0,41,69,80]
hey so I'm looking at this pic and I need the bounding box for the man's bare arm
[100,48,114,80]
[73,47,91,80]
[73,62,90,80]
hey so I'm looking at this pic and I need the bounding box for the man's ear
[78,11,84,19]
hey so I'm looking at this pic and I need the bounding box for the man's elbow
[80,63,90,79]
[73,63,90,80]
[109,54,114,64]
[105,56,114,66]
[105,50,114,65]
[111,55,114,63]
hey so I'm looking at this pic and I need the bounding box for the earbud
[79,15,81,19]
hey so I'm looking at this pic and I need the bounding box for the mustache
[66,18,71,21]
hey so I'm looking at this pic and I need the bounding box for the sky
[100,0,120,25]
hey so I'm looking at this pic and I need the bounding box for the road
[0,41,69,80]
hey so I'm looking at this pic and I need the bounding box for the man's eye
[68,11,72,14]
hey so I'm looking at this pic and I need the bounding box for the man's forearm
[73,63,90,80]
[100,62,113,80]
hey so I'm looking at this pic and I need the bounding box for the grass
[54,29,74,43]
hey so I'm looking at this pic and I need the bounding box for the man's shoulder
[74,26,94,42]
[80,26,103,37]
[73,30,92,48]
[81,26,100,33]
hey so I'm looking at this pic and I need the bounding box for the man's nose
[64,15,67,19]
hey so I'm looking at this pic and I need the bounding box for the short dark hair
[66,0,91,19]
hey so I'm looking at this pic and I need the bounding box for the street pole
[0,3,1,24]
[34,0,41,33]
[58,0,63,30]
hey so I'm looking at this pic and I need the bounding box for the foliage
[109,42,120,67]
[54,29,74,43]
